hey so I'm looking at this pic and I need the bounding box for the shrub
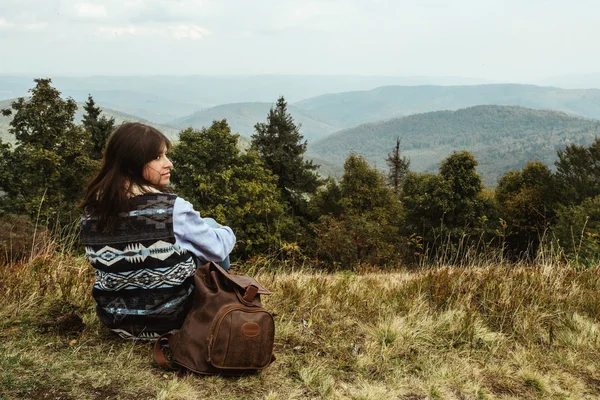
[0,214,49,264]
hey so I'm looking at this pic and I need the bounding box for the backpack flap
[209,262,271,296]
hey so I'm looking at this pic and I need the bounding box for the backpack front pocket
[207,306,275,370]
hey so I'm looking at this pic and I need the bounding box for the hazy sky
[1,0,598,80]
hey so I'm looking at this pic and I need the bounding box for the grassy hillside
[294,84,600,129]
[169,102,340,143]
[0,99,180,143]
[1,242,600,399]
[307,105,600,187]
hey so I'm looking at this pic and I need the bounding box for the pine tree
[0,79,98,224]
[250,96,320,218]
[386,137,410,194]
[82,95,115,159]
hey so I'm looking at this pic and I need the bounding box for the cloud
[74,2,108,18]
[23,22,47,30]
[116,0,208,23]
[0,17,46,31]
[96,23,209,40]
[0,18,15,29]
[169,24,209,40]
[96,24,157,38]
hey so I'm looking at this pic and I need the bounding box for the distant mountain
[294,84,600,129]
[63,90,204,124]
[538,73,600,89]
[169,102,340,142]
[0,75,494,121]
[306,105,600,187]
[0,98,179,144]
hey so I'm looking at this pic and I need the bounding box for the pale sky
[1,0,599,81]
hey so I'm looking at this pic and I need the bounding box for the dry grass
[1,243,600,399]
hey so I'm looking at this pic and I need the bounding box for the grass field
[1,246,600,399]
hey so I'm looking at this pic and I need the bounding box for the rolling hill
[306,105,600,187]
[0,98,179,144]
[294,84,600,129]
[169,102,340,142]
[0,74,494,112]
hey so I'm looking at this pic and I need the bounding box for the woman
[79,122,236,340]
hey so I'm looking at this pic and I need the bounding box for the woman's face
[143,146,173,187]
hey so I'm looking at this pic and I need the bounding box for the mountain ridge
[294,84,600,129]
[168,101,341,142]
[0,98,179,144]
[306,105,600,186]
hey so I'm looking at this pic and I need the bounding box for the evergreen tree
[0,79,98,224]
[82,95,115,159]
[313,154,402,267]
[496,161,559,258]
[250,96,320,218]
[438,150,484,227]
[401,151,495,261]
[170,120,291,257]
[555,138,600,205]
[386,137,410,194]
[401,172,448,235]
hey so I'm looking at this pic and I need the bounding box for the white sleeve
[173,197,236,262]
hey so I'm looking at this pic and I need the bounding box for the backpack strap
[154,333,176,371]
[243,285,259,302]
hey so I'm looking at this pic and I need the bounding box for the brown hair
[79,122,172,232]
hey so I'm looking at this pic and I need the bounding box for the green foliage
[386,138,410,195]
[401,172,447,234]
[0,79,98,225]
[555,138,600,205]
[312,154,402,267]
[339,153,399,213]
[251,96,321,219]
[169,120,291,257]
[81,95,115,160]
[553,196,600,265]
[314,213,401,268]
[402,151,496,260]
[438,151,485,226]
[308,177,343,219]
[307,105,600,187]
[496,161,559,258]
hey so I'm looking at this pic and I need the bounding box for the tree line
[1,79,599,268]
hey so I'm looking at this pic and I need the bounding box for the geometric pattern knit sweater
[80,193,195,340]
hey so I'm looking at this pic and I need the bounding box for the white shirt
[172,197,236,262]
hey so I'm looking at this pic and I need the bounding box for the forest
[1,78,600,269]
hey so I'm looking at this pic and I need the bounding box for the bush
[310,154,402,268]
[553,195,600,266]
[314,214,402,269]
[0,214,49,264]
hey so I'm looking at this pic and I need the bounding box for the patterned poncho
[81,194,196,340]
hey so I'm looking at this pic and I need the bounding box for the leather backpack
[154,262,275,375]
